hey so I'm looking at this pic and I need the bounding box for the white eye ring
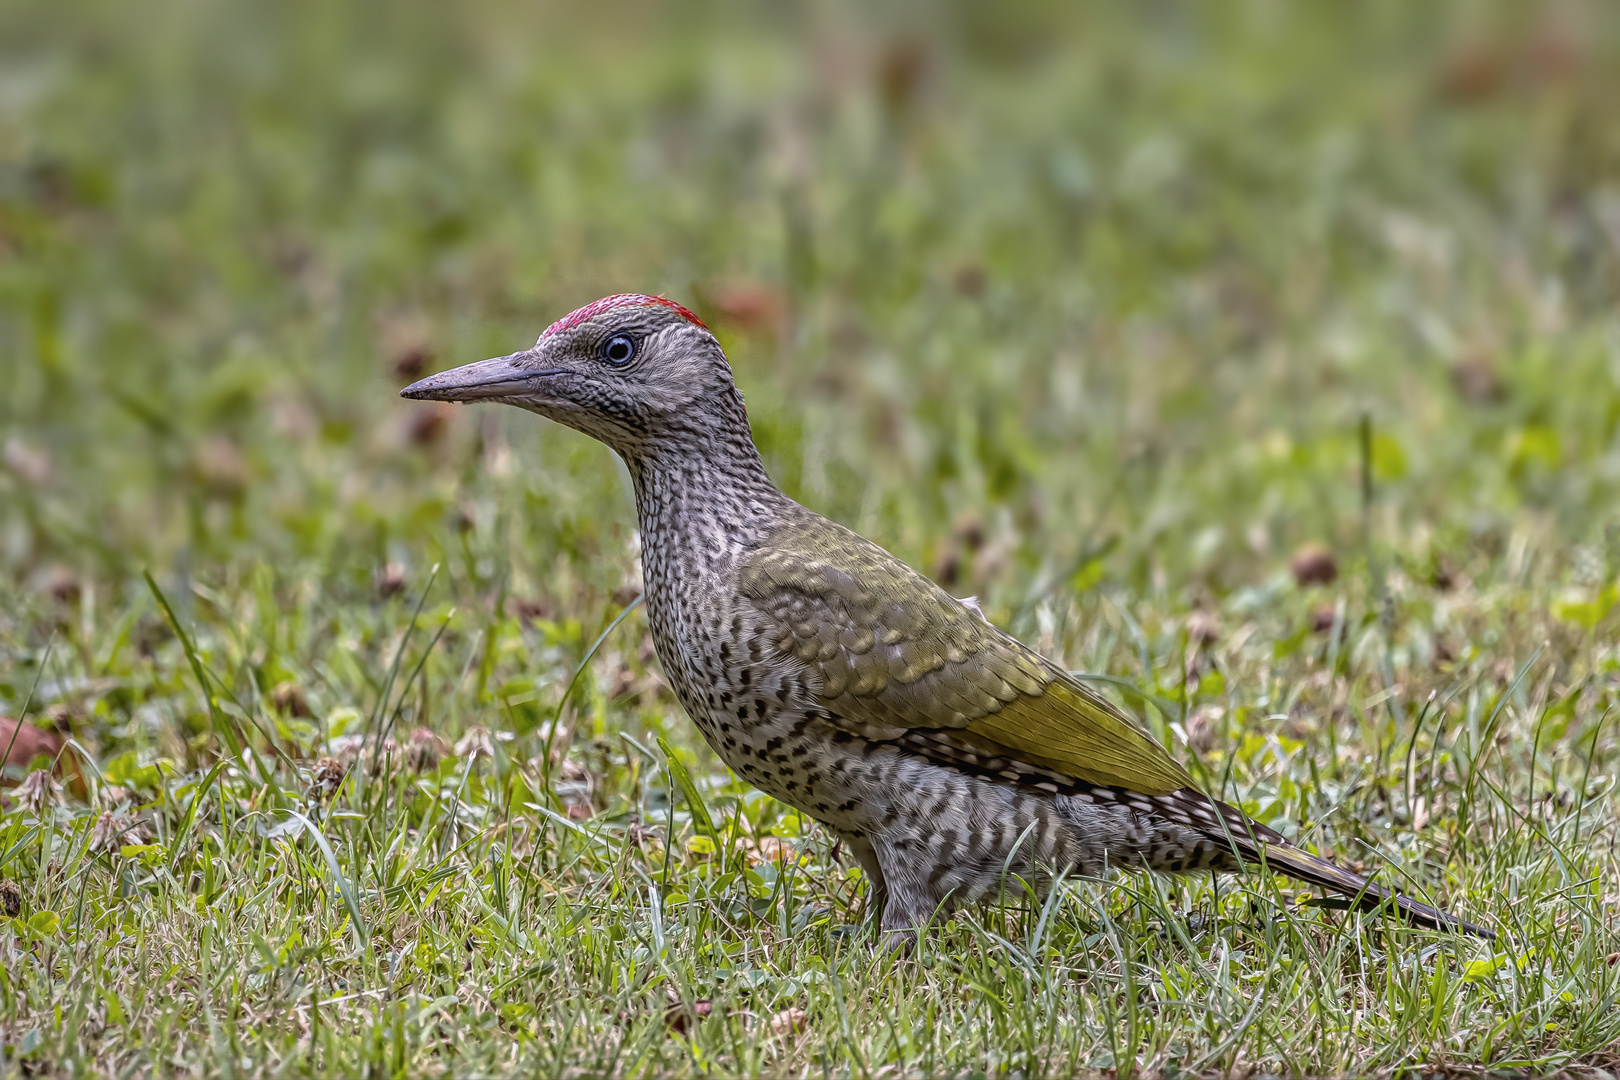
[602,334,637,365]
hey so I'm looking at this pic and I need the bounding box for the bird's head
[400,294,739,456]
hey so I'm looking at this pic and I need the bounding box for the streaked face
[400,295,732,453]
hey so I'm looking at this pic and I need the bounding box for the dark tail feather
[1233,835,1494,939]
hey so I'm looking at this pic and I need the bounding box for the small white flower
[14,770,62,815]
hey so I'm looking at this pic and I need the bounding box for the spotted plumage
[402,294,1492,945]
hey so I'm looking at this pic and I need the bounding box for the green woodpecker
[403,294,1490,946]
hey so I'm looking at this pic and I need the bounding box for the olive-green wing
[739,513,1192,795]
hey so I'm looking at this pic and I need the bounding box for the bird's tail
[1225,829,1494,939]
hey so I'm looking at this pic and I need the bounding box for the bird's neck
[621,396,794,578]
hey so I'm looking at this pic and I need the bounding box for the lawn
[2,0,1619,1074]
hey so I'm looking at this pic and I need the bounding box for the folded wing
[739,513,1190,794]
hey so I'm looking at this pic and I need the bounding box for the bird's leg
[871,846,947,954]
[841,832,929,953]
[838,832,888,927]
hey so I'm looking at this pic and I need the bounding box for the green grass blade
[284,809,369,950]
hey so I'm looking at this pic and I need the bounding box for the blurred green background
[3,0,1619,647]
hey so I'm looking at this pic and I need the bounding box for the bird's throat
[625,442,790,567]
[620,435,796,717]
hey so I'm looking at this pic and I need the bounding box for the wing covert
[739,513,1192,795]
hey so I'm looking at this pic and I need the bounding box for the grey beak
[400,354,555,402]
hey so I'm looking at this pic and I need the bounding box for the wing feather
[740,513,1192,796]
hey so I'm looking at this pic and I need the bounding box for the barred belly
[680,683,1232,938]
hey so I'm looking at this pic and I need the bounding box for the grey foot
[877,891,947,955]
[878,925,919,955]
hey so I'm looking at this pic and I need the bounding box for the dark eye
[601,334,637,365]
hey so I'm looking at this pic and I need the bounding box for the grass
[2,0,1620,1074]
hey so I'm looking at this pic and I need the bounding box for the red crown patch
[543,294,709,337]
